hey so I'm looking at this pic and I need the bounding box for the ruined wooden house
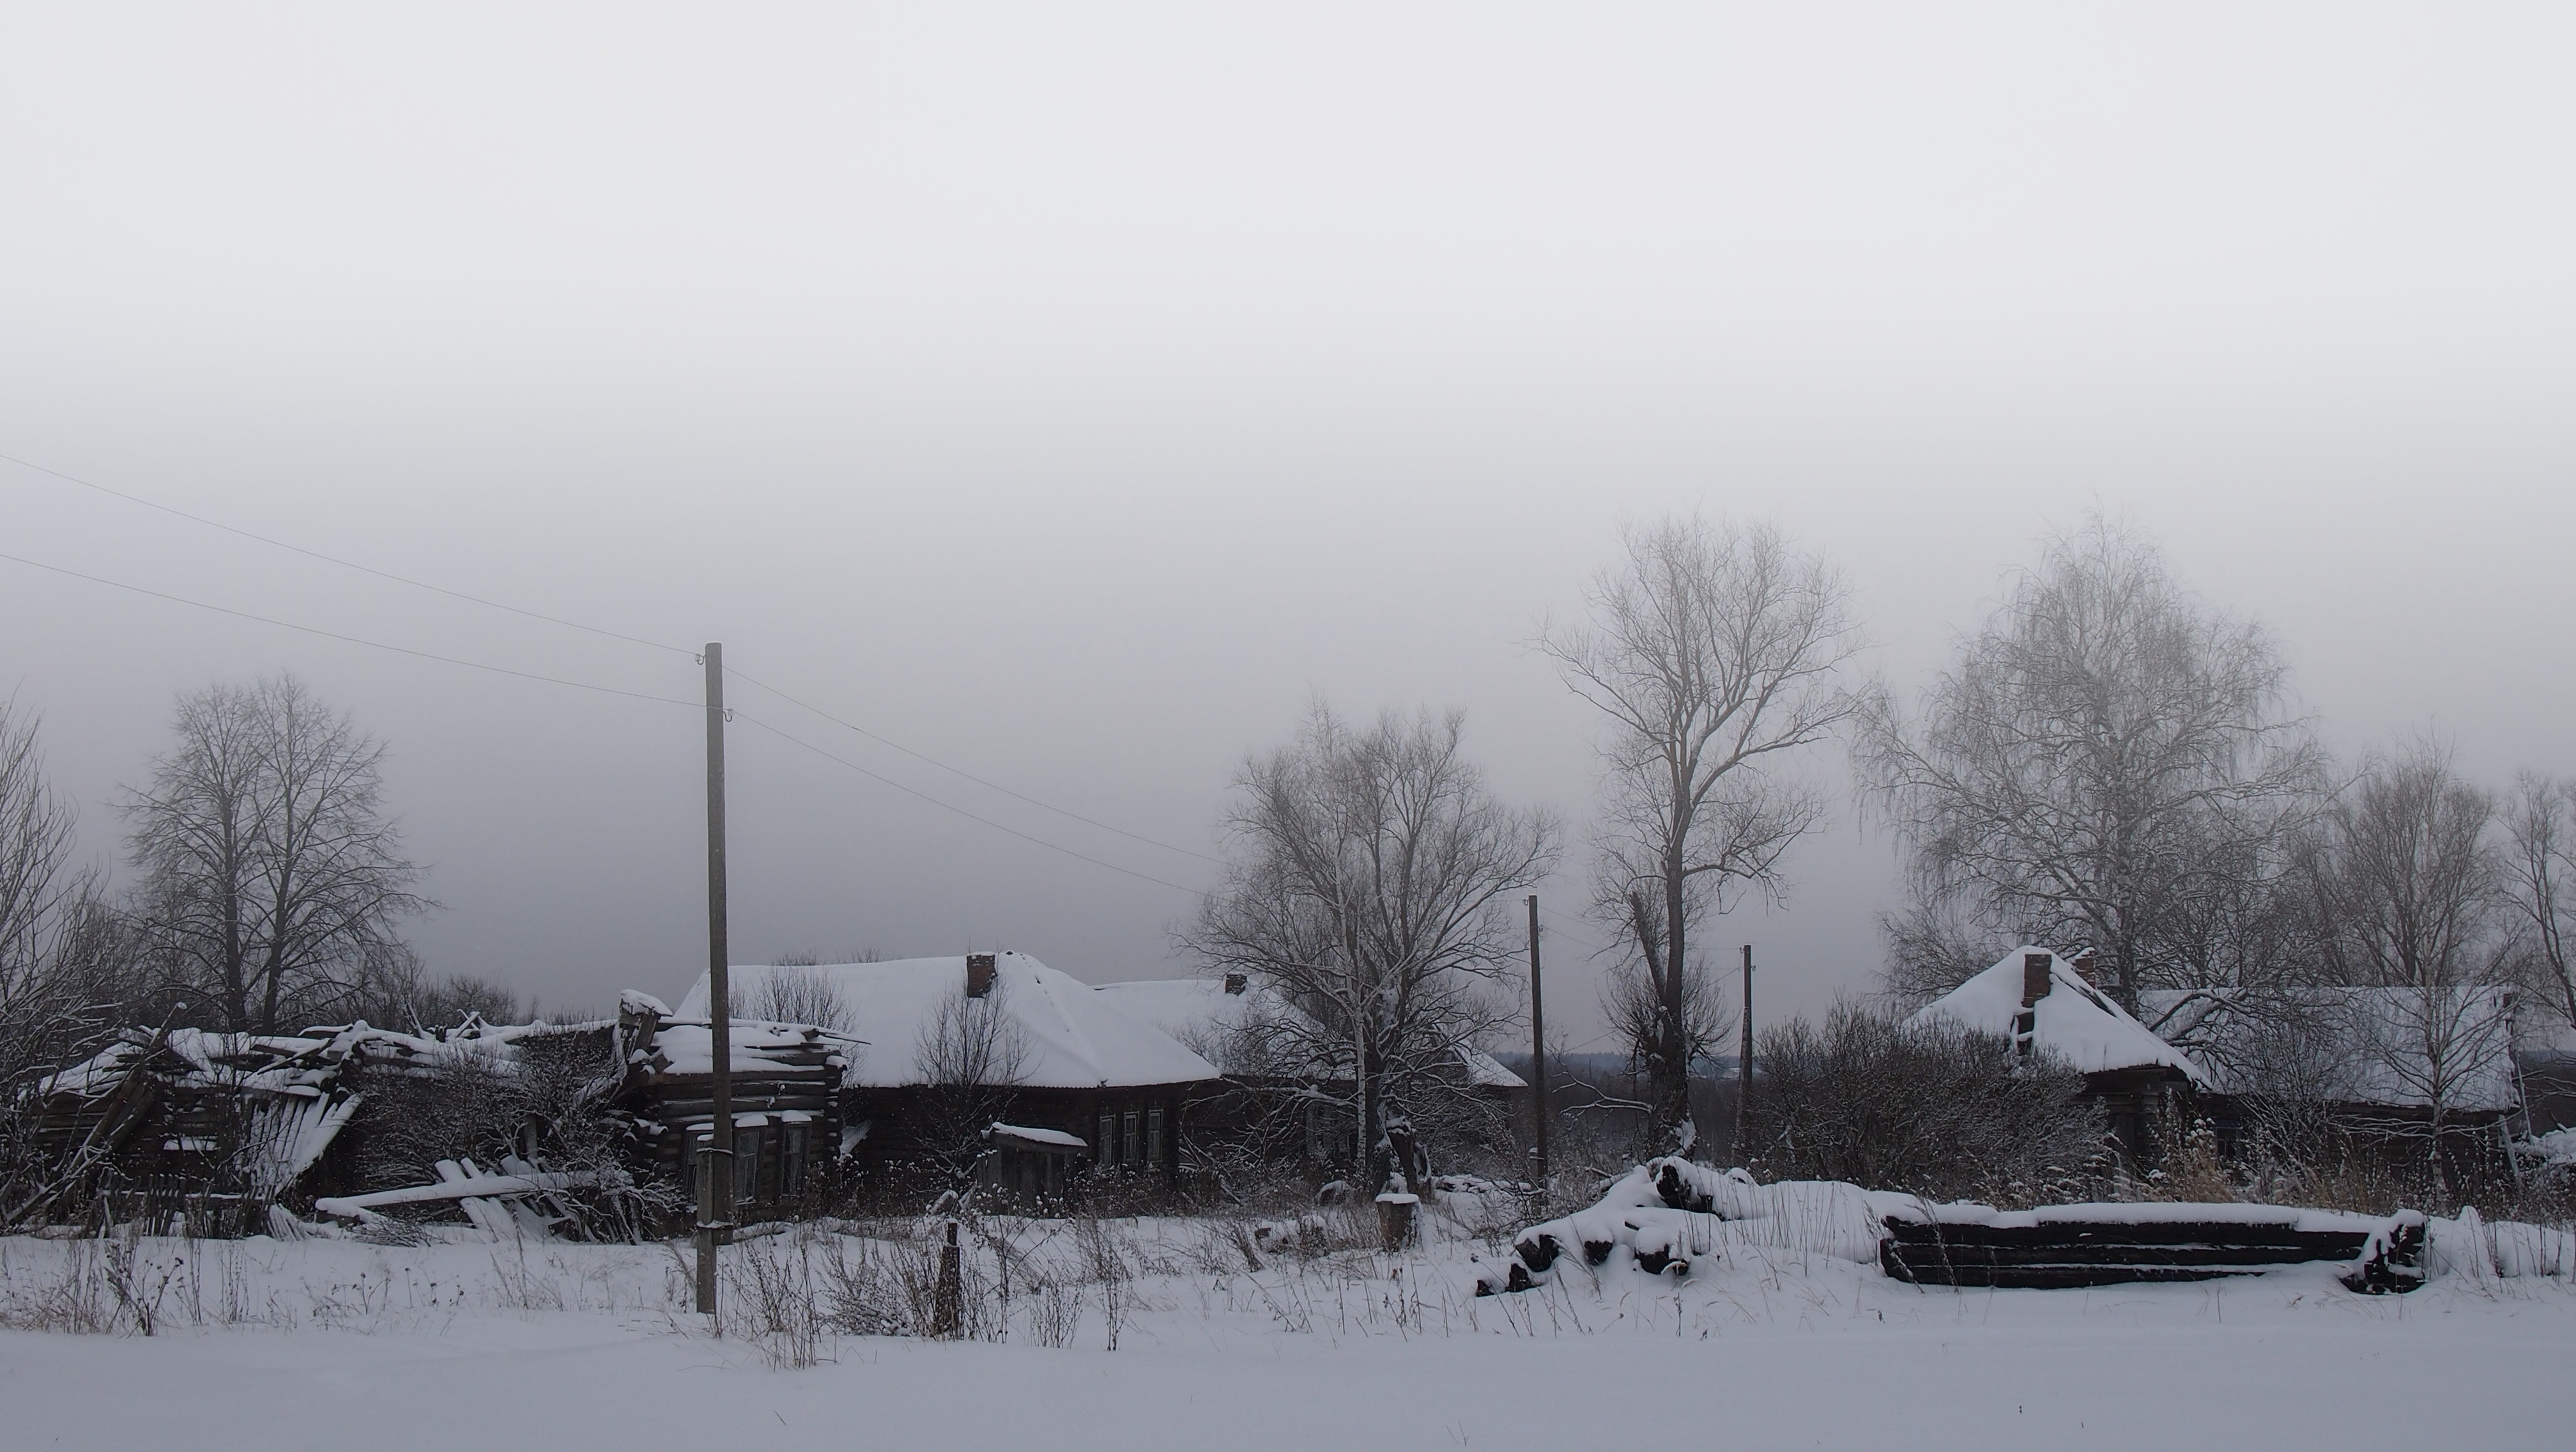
[23,1017,615,1230]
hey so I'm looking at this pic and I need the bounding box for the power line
[3,451,1249,868]
[730,711,1212,897]
[8,541,1213,889]
[1,451,698,658]
[0,551,700,709]
[725,667,1224,865]
[4,453,1625,923]
[1538,906,1615,957]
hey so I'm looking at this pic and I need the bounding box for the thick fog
[4,6,2571,1049]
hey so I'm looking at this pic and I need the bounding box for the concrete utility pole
[1735,943,1753,1164]
[695,642,734,1317]
[1525,895,1549,1203]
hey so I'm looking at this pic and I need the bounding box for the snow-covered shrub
[1744,1004,2106,1205]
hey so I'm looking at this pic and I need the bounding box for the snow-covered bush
[1744,1004,2106,1205]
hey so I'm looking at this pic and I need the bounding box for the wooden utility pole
[1735,943,1753,1164]
[1525,895,1549,1203]
[695,642,733,1317]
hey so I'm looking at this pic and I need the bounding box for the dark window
[1146,1105,1165,1168]
[1098,1111,1117,1166]
[781,1127,806,1195]
[1123,1109,1140,1166]
[734,1130,761,1202]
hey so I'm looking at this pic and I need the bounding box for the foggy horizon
[6,5,2571,1053]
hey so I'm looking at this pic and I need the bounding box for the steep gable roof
[1909,946,2205,1083]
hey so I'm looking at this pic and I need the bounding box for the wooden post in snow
[696,642,733,1318]
[1526,895,1549,1204]
[1735,944,1753,1164]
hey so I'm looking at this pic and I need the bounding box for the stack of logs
[1878,1205,2428,1294]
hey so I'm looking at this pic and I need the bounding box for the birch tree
[1180,706,1555,1191]
[1540,518,1859,1152]
[1856,517,2325,1012]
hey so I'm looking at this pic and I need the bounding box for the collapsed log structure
[14,1017,618,1233]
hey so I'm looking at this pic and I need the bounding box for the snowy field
[4,1189,2571,1452]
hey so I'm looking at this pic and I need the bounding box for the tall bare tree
[1540,517,1859,1151]
[2505,771,2576,1033]
[125,675,429,1034]
[2301,741,2520,1193]
[1856,517,2325,1012]
[1180,705,1556,1191]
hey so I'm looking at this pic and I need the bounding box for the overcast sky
[4,4,2570,1049]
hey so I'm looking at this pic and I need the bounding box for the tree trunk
[1657,833,1693,1150]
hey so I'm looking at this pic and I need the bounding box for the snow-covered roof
[36,1021,595,1195]
[38,1021,533,1101]
[2140,985,2519,1114]
[673,952,1219,1091]
[1909,947,2205,1083]
[636,1021,855,1079]
[1092,976,1526,1090]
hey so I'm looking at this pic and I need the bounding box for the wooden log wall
[1878,1211,2428,1293]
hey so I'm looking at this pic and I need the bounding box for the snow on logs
[1474,1157,2429,1296]
[1878,1201,2428,1294]
[1473,1158,1898,1296]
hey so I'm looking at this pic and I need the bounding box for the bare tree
[1874,896,2013,1009]
[1856,516,2326,1012]
[124,675,430,1034]
[1539,517,1859,1150]
[906,980,1033,1191]
[747,963,854,1033]
[2302,741,2520,1193]
[0,699,140,1208]
[1179,704,1556,1191]
[0,697,80,1005]
[352,956,528,1033]
[2505,771,2576,1033]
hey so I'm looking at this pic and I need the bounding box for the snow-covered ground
[4,1189,2570,1451]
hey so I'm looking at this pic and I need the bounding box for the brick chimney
[1223,971,1249,996]
[966,952,997,999]
[2021,952,2054,1008]
[2013,951,2052,1060]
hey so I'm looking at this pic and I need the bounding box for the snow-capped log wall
[1877,1201,2427,1293]
[1476,1158,2438,1297]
